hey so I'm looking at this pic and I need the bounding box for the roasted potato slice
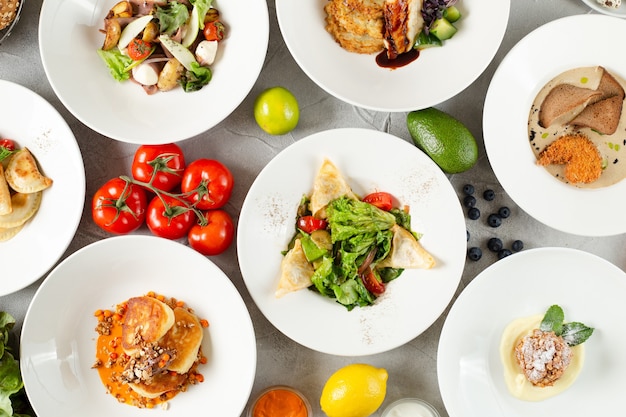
[0,165,11,216]
[102,18,122,50]
[107,1,133,18]
[157,58,185,92]
[0,191,41,228]
[142,21,159,43]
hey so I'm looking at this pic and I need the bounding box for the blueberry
[498,206,511,218]
[498,249,513,259]
[468,207,481,220]
[463,184,475,195]
[487,213,502,227]
[467,247,482,261]
[512,240,524,252]
[463,195,476,208]
[487,237,503,252]
[483,189,496,201]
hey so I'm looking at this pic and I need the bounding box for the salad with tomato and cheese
[276,159,435,311]
[97,0,226,94]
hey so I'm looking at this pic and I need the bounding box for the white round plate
[581,0,626,17]
[0,80,84,296]
[276,0,509,112]
[437,247,626,417]
[483,14,626,237]
[38,0,268,144]
[237,128,466,356]
[20,235,256,417]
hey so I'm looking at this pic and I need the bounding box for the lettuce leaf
[97,49,133,81]
[0,312,32,417]
[179,62,212,92]
[156,1,190,35]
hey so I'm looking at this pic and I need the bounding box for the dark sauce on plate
[376,49,419,69]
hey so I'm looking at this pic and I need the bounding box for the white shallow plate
[21,235,256,417]
[483,14,626,236]
[38,0,268,144]
[276,0,509,112]
[581,0,626,17]
[437,247,626,417]
[0,80,84,296]
[237,128,466,356]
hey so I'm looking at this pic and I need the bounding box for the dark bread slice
[569,95,624,135]
[538,84,601,128]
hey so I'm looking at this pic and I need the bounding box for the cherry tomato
[188,209,235,256]
[132,143,186,192]
[181,159,234,210]
[92,177,147,234]
[127,38,154,60]
[362,192,394,211]
[297,215,327,234]
[146,194,195,240]
[203,20,225,41]
[361,268,386,295]
[0,139,15,151]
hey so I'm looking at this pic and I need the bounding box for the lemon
[407,107,478,174]
[253,86,300,135]
[320,363,388,417]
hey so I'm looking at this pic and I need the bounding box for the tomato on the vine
[146,194,195,240]
[362,192,394,211]
[132,143,186,192]
[297,215,327,234]
[203,20,225,42]
[361,268,385,295]
[92,177,147,234]
[127,38,154,60]
[181,159,234,210]
[188,209,234,256]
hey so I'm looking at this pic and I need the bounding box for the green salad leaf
[0,312,32,417]
[156,1,190,35]
[97,49,133,81]
[539,305,594,347]
[180,62,212,92]
[326,197,396,242]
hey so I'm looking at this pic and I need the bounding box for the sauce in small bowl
[247,385,312,417]
[381,398,441,417]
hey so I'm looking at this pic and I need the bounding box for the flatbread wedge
[276,239,315,298]
[5,148,53,194]
[309,159,359,218]
[376,224,435,269]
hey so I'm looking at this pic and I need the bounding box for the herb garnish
[539,305,594,347]
[0,312,33,416]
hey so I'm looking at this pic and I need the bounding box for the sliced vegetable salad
[415,0,462,50]
[97,0,226,94]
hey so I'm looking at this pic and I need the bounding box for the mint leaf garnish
[540,305,565,335]
[561,322,594,347]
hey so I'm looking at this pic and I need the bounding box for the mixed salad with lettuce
[97,0,226,94]
[415,0,462,50]
[0,312,32,417]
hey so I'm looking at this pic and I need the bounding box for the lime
[320,363,388,417]
[407,107,478,173]
[253,86,299,135]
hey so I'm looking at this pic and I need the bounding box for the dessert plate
[580,0,626,17]
[438,247,626,417]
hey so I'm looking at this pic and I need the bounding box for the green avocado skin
[406,108,478,174]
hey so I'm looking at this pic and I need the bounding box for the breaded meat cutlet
[537,134,603,184]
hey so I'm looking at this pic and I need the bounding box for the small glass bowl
[247,385,313,417]
[0,0,24,44]
[380,398,441,417]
